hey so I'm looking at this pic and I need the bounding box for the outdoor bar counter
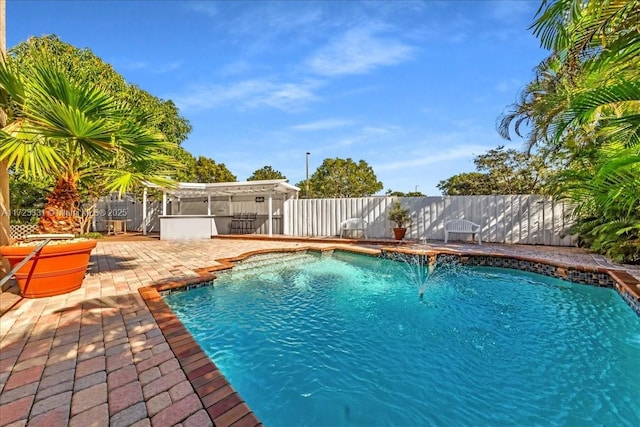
[159,215,222,240]
[147,180,300,240]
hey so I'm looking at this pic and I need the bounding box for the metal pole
[305,152,310,198]
[0,238,51,288]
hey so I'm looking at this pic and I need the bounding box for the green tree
[475,146,548,193]
[247,165,286,181]
[437,146,549,195]
[0,52,180,233]
[297,158,383,198]
[8,168,52,224]
[10,36,192,146]
[437,172,494,196]
[193,156,236,183]
[169,149,198,183]
[9,35,195,184]
[499,0,640,262]
[4,35,194,230]
[385,190,425,197]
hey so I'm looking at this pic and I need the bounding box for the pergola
[143,179,300,238]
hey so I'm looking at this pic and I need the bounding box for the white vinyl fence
[283,196,576,246]
[90,194,577,246]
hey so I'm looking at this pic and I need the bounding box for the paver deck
[1,236,638,426]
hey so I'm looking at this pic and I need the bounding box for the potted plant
[0,54,178,297]
[388,201,412,240]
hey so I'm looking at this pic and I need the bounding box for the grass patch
[78,232,104,240]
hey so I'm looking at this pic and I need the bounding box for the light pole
[305,152,310,198]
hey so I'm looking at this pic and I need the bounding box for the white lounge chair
[340,218,368,239]
[444,219,481,244]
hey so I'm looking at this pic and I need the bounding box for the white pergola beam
[146,180,299,238]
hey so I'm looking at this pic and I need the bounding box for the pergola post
[282,193,290,236]
[142,187,148,236]
[162,191,167,216]
[152,180,298,240]
[268,192,273,237]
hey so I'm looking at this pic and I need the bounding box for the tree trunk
[78,200,97,234]
[1,0,10,276]
[38,174,81,234]
[0,162,8,275]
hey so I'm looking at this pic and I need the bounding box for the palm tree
[498,0,640,261]
[0,54,179,234]
[0,0,9,275]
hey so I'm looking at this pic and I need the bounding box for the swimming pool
[165,251,640,426]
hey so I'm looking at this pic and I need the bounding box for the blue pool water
[165,252,640,426]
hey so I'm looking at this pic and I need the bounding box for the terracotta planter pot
[0,239,97,298]
[393,228,407,240]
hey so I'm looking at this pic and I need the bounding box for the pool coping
[137,245,640,426]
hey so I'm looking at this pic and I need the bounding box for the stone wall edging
[379,247,639,315]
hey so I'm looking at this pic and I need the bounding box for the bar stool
[230,213,243,233]
[243,213,257,234]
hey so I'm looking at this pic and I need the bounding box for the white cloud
[218,60,253,77]
[173,79,322,112]
[414,12,472,45]
[374,134,523,173]
[448,32,467,43]
[375,143,489,172]
[185,1,218,17]
[153,62,182,74]
[259,83,318,110]
[290,119,354,131]
[488,0,536,21]
[204,2,327,53]
[311,124,402,151]
[494,78,523,93]
[119,60,148,70]
[115,59,181,74]
[306,26,415,76]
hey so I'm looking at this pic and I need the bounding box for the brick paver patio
[1,237,638,426]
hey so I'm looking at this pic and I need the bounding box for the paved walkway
[1,238,638,426]
[0,239,350,427]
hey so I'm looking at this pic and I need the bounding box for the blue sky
[7,0,548,195]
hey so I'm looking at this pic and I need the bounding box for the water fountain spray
[385,251,437,299]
